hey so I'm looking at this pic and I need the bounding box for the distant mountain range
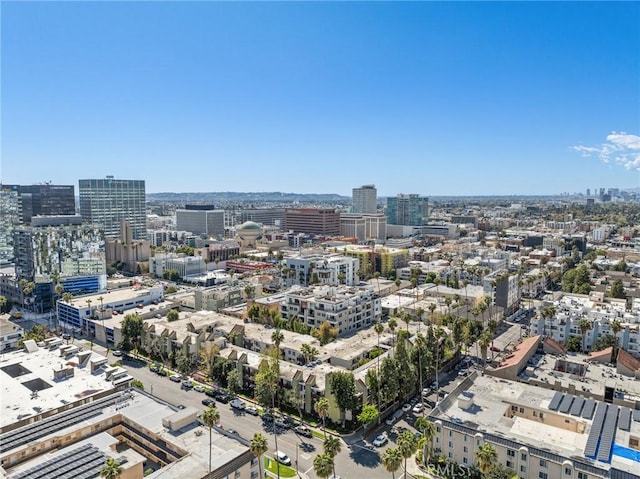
[147,191,350,204]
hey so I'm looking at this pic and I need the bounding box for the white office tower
[352,184,377,214]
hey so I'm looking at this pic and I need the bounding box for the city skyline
[2,2,639,196]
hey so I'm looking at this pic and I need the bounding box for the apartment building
[430,373,640,479]
[386,194,429,226]
[351,184,378,214]
[282,254,360,287]
[0,316,24,351]
[339,213,387,241]
[483,269,520,317]
[279,285,381,336]
[530,295,640,358]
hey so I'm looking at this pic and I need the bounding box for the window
[630,438,639,447]
[577,473,588,479]
[520,465,526,473]
[565,467,572,476]
[448,441,453,448]
[448,452,453,459]
[511,405,518,412]
[533,411,538,417]
[463,457,468,464]
[464,446,468,453]
[539,473,548,479]
[521,453,527,461]
[519,407,524,413]
[565,419,570,424]
[507,461,514,468]
[449,430,453,437]
[464,435,468,442]
[540,413,545,419]
[507,449,515,457]
[539,459,548,468]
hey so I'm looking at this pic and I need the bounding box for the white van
[275,451,291,466]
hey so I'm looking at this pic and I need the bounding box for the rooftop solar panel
[597,405,619,463]
[633,409,640,422]
[584,402,607,458]
[619,407,632,431]
[569,396,585,416]
[581,399,596,419]
[559,393,575,413]
[548,391,563,411]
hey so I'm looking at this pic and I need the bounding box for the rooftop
[0,343,114,429]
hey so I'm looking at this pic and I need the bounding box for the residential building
[0,186,21,266]
[282,254,360,287]
[351,184,377,214]
[0,345,256,479]
[483,269,520,317]
[386,194,429,226]
[279,285,381,336]
[429,373,640,479]
[340,213,387,241]
[201,239,240,263]
[340,244,409,276]
[0,316,24,351]
[284,208,340,236]
[79,177,146,240]
[176,207,225,237]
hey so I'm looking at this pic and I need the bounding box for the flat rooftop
[0,344,114,429]
[71,285,162,308]
[434,374,640,476]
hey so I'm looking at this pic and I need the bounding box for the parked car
[275,451,291,466]
[422,387,432,397]
[205,389,217,398]
[294,426,313,438]
[261,413,274,423]
[112,350,123,357]
[245,406,259,416]
[412,403,424,414]
[402,403,412,412]
[193,385,205,393]
[202,398,215,407]
[181,380,193,390]
[489,346,501,352]
[149,364,159,373]
[157,369,168,377]
[230,399,245,410]
[169,375,182,382]
[274,418,287,429]
[373,432,388,447]
[216,393,231,404]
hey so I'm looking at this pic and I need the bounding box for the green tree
[119,314,143,351]
[381,447,403,479]
[131,379,144,390]
[201,405,220,473]
[357,404,379,428]
[167,309,179,322]
[476,443,498,475]
[316,321,339,345]
[314,397,330,436]
[99,458,123,479]
[250,433,268,479]
[313,454,334,479]
[226,368,241,394]
[0,295,10,314]
[579,318,593,352]
[610,279,626,299]
[565,335,582,352]
[323,436,342,479]
[397,430,418,476]
[328,372,358,427]
[415,417,436,464]
[19,324,48,347]
[300,343,319,363]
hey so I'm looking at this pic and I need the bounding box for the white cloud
[572,131,640,170]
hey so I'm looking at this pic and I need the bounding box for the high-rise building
[4,184,76,223]
[386,194,429,226]
[0,186,21,266]
[176,207,225,237]
[285,208,340,235]
[352,184,377,214]
[79,177,146,240]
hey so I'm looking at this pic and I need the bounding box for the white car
[230,399,245,410]
[402,403,412,412]
[412,403,424,413]
[275,450,291,466]
[372,432,388,447]
[193,385,205,393]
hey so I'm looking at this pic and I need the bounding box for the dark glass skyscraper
[4,184,76,223]
[79,176,146,240]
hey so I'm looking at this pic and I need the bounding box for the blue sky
[2,1,639,196]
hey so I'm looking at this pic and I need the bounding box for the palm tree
[62,292,73,304]
[313,453,334,479]
[388,318,398,346]
[271,329,284,359]
[397,430,417,477]
[611,319,622,359]
[314,397,330,437]
[250,433,268,479]
[382,447,403,479]
[428,303,436,326]
[402,311,411,333]
[99,458,123,479]
[201,405,220,473]
[479,331,492,369]
[475,442,498,475]
[323,436,342,479]
[415,417,436,464]
[415,307,425,332]
[579,318,593,353]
